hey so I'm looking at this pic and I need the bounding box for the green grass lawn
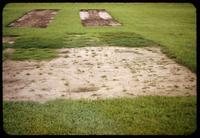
[3,3,196,135]
[3,96,196,135]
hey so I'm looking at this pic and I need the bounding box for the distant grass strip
[63,32,157,48]
[3,96,196,135]
[4,37,64,49]
[3,48,57,61]
[4,32,157,49]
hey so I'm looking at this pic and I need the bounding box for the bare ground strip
[3,35,19,44]
[3,47,196,103]
[8,9,59,28]
[80,9,121,26]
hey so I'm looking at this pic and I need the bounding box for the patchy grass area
[3,96,196,135]
[3,3,196,71]
[63,32,157,48]
[3,48,57,61]
[4,32,157,49]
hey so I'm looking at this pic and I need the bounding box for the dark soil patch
[72,87,99,93]
[80,9,121,26]
[8,9,59,28]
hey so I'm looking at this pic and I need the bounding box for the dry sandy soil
[8,9,59,28]
[3,46,196,103]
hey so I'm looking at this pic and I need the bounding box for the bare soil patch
[3,47,196,103]
[80,9,121,26]
[3,36,18,44]
[8,9,59,28]
[3,48,15,54]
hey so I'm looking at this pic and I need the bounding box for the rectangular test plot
[8,9,59,28]
[79,9,121,27]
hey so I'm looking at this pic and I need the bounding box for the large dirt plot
[3,47,196,103]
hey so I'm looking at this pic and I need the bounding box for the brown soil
[8,9,59,28]
[3,47,196,103]
[80,9,121,26]
[3,36,18,44]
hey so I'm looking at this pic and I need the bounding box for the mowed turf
[3,97,196,135]
[3,3,196,135]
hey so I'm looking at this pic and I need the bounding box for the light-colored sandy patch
[79,11,89,20]
[3,46,196,103]
[98,11,112,19]
[3,48,15,54]
[3,36,18,44]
